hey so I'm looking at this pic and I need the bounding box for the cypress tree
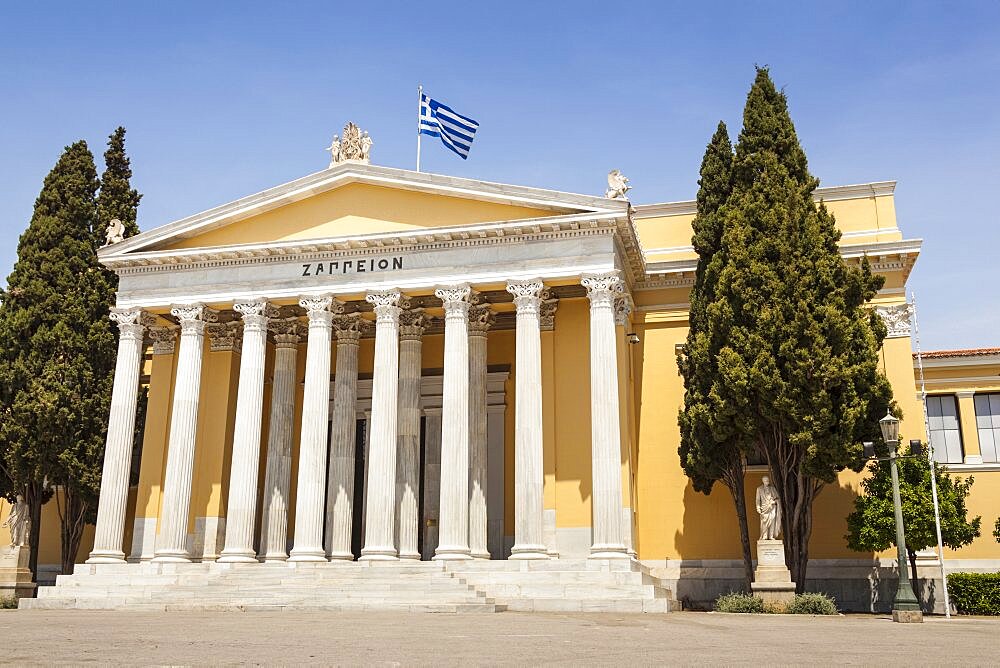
[96,127,142,242]
[678,121,756,589]
[0,141,111,577]
[710,68,894,590]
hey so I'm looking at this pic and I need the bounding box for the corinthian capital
[366,290,402,323]
[468,305,495,336]
[506,280,545,314]
[399,308,427,341]
[148,326,178,355]
[332,313,369,343]
[582,272,623,308]
[170,304,218,335]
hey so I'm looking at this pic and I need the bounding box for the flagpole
[912,292,952,618]
[416,84,423,172]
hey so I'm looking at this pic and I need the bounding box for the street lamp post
[879,411,923,623]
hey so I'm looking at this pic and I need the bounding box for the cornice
[632,180,898,219]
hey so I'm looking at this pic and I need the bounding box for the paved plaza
[1,609,996,665]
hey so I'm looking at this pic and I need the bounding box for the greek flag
[419,93,479,160]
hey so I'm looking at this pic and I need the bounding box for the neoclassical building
[7,139,1000,612]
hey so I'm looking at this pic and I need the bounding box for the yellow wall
[162,183,557,250]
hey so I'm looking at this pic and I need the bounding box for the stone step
[502,598,671,613]
[21,598,500,613]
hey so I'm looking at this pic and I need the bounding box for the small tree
[846,456,981,590]
[709,68,894,590]
[679,121,756,589]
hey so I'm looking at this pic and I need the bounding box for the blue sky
[1,1,998,350]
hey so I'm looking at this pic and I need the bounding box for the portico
[86,162,642,569]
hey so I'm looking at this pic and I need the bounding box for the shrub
[714,592,765,613]
[947,573,1000,615]
[787,592,838,615]
[0,597,17,610]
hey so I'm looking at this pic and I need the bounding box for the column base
[261,554,288,563]
[288,548,327,562]
[359,548,399,561]
[151,550,192,563]
[397,551,422,561]
[85,550,126,564]
[217,549,258,564]
[470,551,492,560]
[510,544,549,560]
[326,552,355,562]
[433,546,473,561]
[589,543,629,559]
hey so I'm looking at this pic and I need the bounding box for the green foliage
[947,573,1000,615]
[0,130,139,573]
[993,516,999,543]
[787,592,838,615]
[0,596,17,610]
[695,67,894,589]
[714,592,765,613]
[845,458,981,556]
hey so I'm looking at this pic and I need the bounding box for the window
[925,395,964,463]
[974,393,1000,463]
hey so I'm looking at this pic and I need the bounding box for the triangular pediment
[102,163,625,258]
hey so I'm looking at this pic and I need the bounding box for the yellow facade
[6,167,998,587]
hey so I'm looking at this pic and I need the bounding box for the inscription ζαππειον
[300,256,404,277]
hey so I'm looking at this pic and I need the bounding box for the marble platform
[19,559,676,614]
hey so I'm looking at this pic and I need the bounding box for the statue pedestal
[750,539,795,605]
[0,546,36,600]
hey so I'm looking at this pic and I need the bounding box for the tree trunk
[908,548,921,604]
[770,458,821,594]
[725,478,754,590]
[25,481,44,583]
[56,487,89,574]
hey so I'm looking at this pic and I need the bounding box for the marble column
[582,272,629,559]
[87,308,151,563]
[219,301,275,562]
[324,313,367,560]
[259,317,303,562]
[468,304,494,559]
[154,304,215,562]
[396,307,426,560]
[289,295,339,562]
[434,285,473,560]
[360,290,402,560]
[506,280,549,560]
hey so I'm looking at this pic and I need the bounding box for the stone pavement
[1,609,996,665]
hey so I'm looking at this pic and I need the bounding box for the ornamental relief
[876,303,912,339]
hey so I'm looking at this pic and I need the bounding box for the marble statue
[324,135,341,166]
[3,495,29,548]
[104,218,125,246]
[755,477,781,540]
[605,170,632,199]
[325,123,372,165]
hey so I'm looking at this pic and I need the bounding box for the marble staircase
[19,559,676,613]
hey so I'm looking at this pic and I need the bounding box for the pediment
[102,163,625,258]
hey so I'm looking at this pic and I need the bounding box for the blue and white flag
[419,92,479,160]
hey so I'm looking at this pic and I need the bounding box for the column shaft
[325,314,365,559]
[219,301,273,562]
[582,272,629,559]
[289,296,337,561]
[360,291,402,560]
[154,305,212,562]
[506,281,548,559]
[259,319,301,561]
[434,285,473,560]
[468,305,494,559]
[396,309,425,560]
[88,309,149,563]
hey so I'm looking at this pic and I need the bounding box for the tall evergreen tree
[709,68,894,590]
[846,457,980,597]
[679,121,756,589]
[0,141,112,577]
[96,127,142,242]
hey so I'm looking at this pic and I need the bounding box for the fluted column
[506,280,549,560]
[219,301,275,562]
[434,285,473,560]
[258,318,303,562]
[289,295,340,562]
[325,313,367,560]
[154,304,215,562]
[582,272,629,559]
[88,308,151,563]
[468,304,494,559]
[396,306,426,560]
[360,290,402,560]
